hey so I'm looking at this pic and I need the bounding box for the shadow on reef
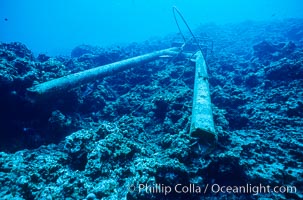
[0,86,80,152]
[0,40,173,152]
[0,43,85,152]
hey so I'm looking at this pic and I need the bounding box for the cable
[172,6,204,54]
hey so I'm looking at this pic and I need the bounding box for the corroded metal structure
[28,47,179,98]
[190,51,216,144]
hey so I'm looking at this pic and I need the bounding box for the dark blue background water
[1,0,302,56]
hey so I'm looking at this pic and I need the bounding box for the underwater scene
[0,0,303,199]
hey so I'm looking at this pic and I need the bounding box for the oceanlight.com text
[210,183,297,195]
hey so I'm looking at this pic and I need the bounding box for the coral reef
[0,18,302,199]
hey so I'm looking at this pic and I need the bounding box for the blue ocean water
[1,0,302,56]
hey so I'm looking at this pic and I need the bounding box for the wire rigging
[172,6,204,54]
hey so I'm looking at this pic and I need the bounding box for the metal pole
[190,51,217,144]
[27,47,179,99]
